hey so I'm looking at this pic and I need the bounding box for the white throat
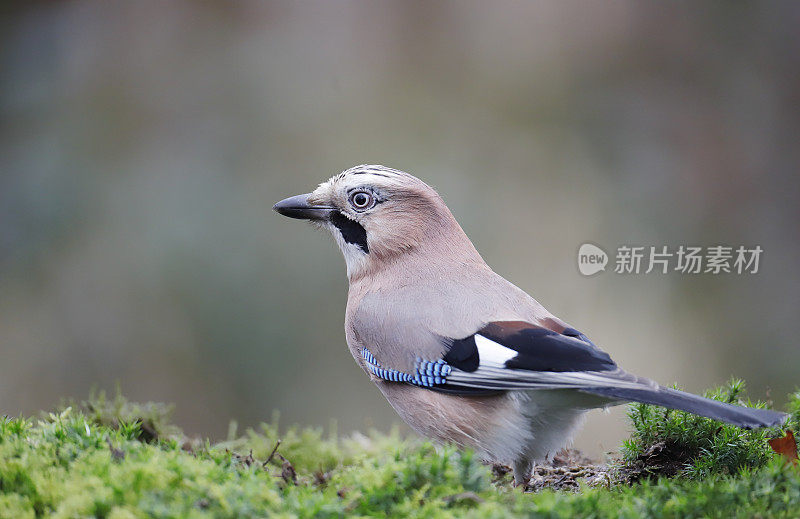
[328,224,370,280]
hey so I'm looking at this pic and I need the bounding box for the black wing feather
[477,321,615,372]
[442,335,480,372]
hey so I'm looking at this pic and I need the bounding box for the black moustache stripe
[329,211,369,253]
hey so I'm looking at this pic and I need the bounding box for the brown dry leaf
[768,430,799,464]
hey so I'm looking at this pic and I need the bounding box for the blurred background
[2,1,798,458]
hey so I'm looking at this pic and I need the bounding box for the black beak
[273,193,335,221]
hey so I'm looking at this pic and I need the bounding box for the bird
[273,164,787,486]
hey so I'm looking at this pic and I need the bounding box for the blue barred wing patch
[361,348,451,388]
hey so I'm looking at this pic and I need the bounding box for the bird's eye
[349,191,374,210]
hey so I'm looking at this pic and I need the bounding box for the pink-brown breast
[373,381,534,464]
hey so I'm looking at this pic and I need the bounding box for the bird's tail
[583,386,787,429]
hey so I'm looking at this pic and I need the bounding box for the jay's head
[274,165,480,280]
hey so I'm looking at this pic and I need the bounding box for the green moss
[68,389,181,444]
[0,385,798,518]
[619,379,798,480]
[787,388,800,432]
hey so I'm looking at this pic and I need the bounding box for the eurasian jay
[273,164,786,485]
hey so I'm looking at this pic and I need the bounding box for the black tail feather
[583,386,787,429]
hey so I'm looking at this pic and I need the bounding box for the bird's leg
[512,458,532,488]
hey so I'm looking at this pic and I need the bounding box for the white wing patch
[474,334,517,366]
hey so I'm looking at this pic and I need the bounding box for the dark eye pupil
[354,193,369,207]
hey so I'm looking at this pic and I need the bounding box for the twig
[263,439,281,467]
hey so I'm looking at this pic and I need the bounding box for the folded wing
[437,321,786,429]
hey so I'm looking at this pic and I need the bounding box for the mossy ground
[1,382,798,518]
